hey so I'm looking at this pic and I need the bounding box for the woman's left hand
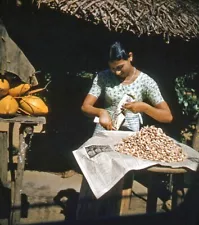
[122,102,147,113]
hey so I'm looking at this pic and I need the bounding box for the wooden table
[76,166,189,220]
[0,116,46,225]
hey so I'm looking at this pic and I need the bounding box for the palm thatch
[36,0,199,42]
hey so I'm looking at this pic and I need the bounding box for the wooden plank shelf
[0,116,46,124]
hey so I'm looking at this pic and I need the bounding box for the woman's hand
[99,109,116,130]
[81,94,117,129]
[122,102,147,113]
[123,101,173,123]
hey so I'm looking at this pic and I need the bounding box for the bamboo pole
[192,117,199,152]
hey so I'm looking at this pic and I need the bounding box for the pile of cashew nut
[114,126,187,163]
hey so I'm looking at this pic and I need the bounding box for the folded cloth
[0,20,38,86]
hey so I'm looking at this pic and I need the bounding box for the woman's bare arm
[81,94,103,117]
[81,94,115,130]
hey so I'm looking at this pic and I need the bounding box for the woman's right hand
[99,109,116,130]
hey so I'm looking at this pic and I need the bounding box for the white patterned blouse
[88,69,164,135]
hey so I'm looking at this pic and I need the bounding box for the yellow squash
[9,83,31,97]
[19,96,48,115]
[0,95,19,115]
[0,79,10,98]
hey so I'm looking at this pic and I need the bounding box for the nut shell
[0,95,19,115]
[19,96,48,115]
[9,83,31,97]
[115,126,186,163]
[0,79,10,98]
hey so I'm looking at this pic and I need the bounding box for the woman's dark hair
[108,41,129,62]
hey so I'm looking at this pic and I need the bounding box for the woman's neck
[122,67,137,84]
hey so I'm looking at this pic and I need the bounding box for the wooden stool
[0,116,46,225]
[146,166,188,213]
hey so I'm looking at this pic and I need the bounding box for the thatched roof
[36,0,199,42]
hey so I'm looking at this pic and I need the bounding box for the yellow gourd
[19,96,48,115]
[0,79,10,98]
[9,83,31,97]
[0,95,19,115]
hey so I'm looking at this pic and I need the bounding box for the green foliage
[76,71,95,79]
[175,70,199,144]
[33,72,52,104]
[44,72,52,83]
[180,124,196,144]
[175,72,199,117]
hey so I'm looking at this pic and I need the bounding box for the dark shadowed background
[1,5,199,172]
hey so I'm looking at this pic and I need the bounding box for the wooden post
[11,125,33,225]
[0,132,8,225]
[0,132,8,185]
[192,117,199,151]
[8,123,15,214]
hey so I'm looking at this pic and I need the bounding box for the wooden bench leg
[120,172,134,215]
[0,132,8,185]
[172,174,185,210]
[0,132,9,225]
[120,188,132,215]
[146,173,158,213]
[10,125,33,225]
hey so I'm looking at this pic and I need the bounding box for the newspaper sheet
[73,130,199,199]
